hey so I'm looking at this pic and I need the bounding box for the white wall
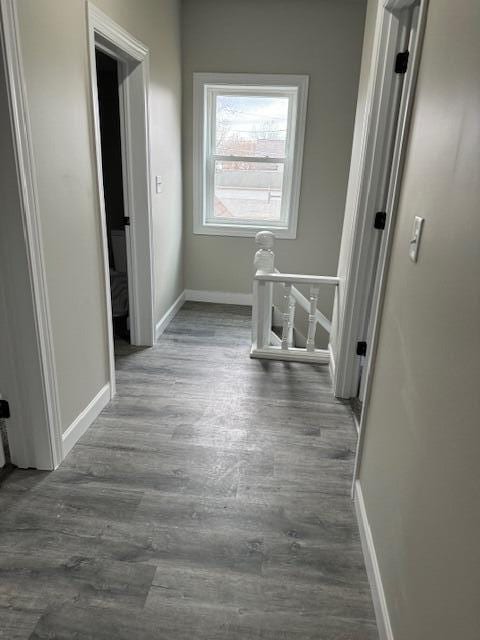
[16,0,182,434]
[181,0,366,317]
[358,0,480,637]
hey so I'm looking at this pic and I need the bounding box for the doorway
[354,2,424,418]
[95,49,131,343]
[333,0,428,422]
[88,3,156,398]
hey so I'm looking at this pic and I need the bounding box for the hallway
[0,303,377,639]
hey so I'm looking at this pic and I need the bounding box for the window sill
[193,222,297,239]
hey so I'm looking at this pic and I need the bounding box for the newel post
[252,231,275,349]
[253,231,275,274]
[252,231,275,352]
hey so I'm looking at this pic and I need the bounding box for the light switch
[409,216,424,262]
[155,176,163,194]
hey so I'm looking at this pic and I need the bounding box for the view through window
[194,74,308,237]
[213,94,289,222]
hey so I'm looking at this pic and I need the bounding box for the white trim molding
[185,289,253,306]
[62,383,110,458]
[352,1,429,489]
[328,341,336,382]
[0,0,63,469]
[333,0,428,401]
[354,480,394,640]
[251,347,330,364]
[385,0,418,10]
[87,3,155,400]
[155,291,186,341]
[192,72,309,239]
[87,4,148,61]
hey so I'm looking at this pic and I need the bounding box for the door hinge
[356,341,367,357]
[395,50,409,74]
[374,211,387,230]
[0,399,10,419]
[123,216,130,226]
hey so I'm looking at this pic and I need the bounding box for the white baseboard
[155,290,186,341]
[353,413,361,435]
[354,480,394,640]
[185,289,252,306]
[62,383,110,458]
[328,342,336,382]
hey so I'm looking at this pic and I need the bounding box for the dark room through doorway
[95,49,130,343]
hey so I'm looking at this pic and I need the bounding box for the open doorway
[95,49,131,344]
[88,4,156,398]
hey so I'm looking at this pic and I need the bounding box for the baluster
[281,284,295,349]
[306,285,319,352]
[287,292,295,347]
[252,280,265,349]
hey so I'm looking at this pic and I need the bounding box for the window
[193,73,309,238]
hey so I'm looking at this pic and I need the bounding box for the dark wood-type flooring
[0,303,377,639]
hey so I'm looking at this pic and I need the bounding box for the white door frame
[333,0,428,402]
[0,1,156,470]
[0,0,63,470]
[352,0,428,488]
[87,3,155,397]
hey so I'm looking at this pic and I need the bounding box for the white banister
[306,285,320,352]
[275,269,332,334]
[251,231,339,365]
[288,291,295,347]
[252,231,275,351]
[255,272,340,286]
[270,330,282,346]
[253,231,275,273]
[281,284,295,349]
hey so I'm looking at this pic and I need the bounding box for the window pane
[215,95,289,159]
[213,160,284,222]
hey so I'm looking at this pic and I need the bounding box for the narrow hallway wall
[358,1,480,637]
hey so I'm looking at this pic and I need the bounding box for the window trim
[193,73,309,239]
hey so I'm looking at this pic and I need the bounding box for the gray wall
[181,0,367,319]
[16,0,183,433]
[358,1,480,637]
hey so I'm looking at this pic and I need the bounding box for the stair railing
[251,231,340,363]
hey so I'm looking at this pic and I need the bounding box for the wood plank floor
[0,303,377,639]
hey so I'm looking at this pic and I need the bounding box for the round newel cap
[255,230,275,249]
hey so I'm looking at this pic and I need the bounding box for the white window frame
[193,73,309,239]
